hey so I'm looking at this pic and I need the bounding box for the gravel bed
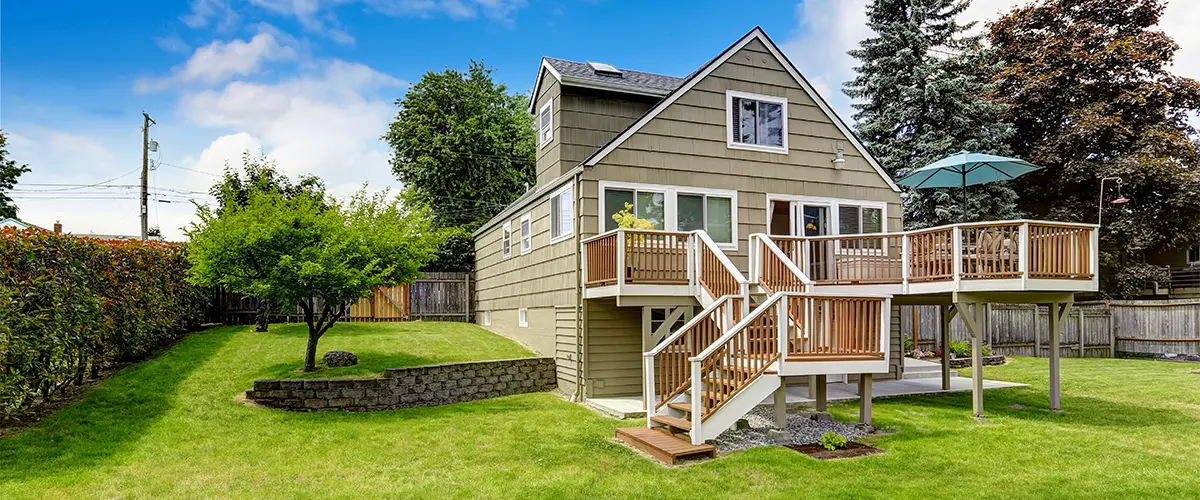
[712,407,868,453]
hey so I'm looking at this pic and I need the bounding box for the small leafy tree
[0,130,31,219]
[611,203,654,230]
[186,183,449,371]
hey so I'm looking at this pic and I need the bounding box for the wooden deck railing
[1029,223,1093,279]
[757,237,809,293]
[907,227,955,282]
[583,231,618,286]
[786,295,885,360]
[624,230,690,284]
[960,223,1022,280]
[698,232,742,298]
[766,220,1097,290]
[646,295,741,411]
[693,301,780,421]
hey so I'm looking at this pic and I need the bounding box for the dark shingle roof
[544,58,684,96]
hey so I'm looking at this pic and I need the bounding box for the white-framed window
[518,308,529,328]
[501,222,512,258]
[766,195,886,240]
[481,311,491,326]
[519,214,532,254]
[538,99,553,148]
[1188,244,1200,264]
[598,181,738,250]
[550,184,573,243]
[726,90,788,154]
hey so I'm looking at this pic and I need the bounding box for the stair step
[650,414,693,432]
[615,427,715,465]
[667,402,692,414]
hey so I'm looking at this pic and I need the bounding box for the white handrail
[693,230,746,283]
[643,294,739,357]
[751,233,814,286]
[768,219,1097,242]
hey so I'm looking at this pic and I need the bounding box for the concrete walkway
[586,375,1027,419]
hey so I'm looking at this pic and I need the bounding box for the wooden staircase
[614,426,715,465]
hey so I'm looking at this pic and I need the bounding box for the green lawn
[2,322,1199,499]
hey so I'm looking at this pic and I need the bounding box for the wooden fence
[903,299,1200,360]
[212,271,472,324]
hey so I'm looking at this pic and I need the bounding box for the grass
[1,322,1198,499]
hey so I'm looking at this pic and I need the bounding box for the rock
[810,412,832,422]
[767,429,790,444]
[323,351,358,367]
[735,418,750,430]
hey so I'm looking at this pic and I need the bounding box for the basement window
[518,308,529,328]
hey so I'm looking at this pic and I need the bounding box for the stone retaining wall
[247,357,557,411]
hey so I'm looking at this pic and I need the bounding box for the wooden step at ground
[615,427,716,465]
[650,414,692,432]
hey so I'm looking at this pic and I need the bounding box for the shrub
[818,431,847,451]
[0,228,207,420]
[902,336,914,353]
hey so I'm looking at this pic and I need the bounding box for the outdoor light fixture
[1098,176,1127,226]
[832,147,845,169]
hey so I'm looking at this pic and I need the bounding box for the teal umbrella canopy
[896,151,1041,221]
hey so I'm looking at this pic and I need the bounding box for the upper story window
[520,214,532,254]
[600,181,738,250]
[550,185,573,243]
[726,90,788,154]
[502,222,512,258]
[538,99,553,148]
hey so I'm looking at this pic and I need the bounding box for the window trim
[598,180,738,251]
[501,222,512,258]
[765,194,888,238]
[518,308,529,328]
[538,99,553,149]
[519,214,532,255]
[1188,244,1200,264]
[549,184,574,244]
[725,90,789,154]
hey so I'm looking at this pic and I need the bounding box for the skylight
[587,61,623,77]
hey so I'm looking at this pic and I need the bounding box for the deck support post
[1049,299,1073,411]
[954,296,986,417]
[940,304,956,391]
[773,379,787,428]
[813,374,827,412]
[858,373,873,425]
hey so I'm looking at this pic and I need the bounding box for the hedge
[0,227,208,420]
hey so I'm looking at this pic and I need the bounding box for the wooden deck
[615,427,716,465]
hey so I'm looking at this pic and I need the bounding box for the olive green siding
[473,180,580,391]
[584,298,643,397]
[534,69,562,188]
[577,39,904,388]
[538,85,655,189]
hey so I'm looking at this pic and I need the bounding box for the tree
[845,0,1020,228]
[186,181,448,371]
[384,61,536,271]
[0,131,31,219]
[987,0,1200,296]
[209,153,328,331]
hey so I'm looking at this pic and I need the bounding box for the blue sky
[4,0,1197,239]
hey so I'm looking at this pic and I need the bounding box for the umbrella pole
[961,172,968,222]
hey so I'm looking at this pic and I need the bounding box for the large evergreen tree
[845,0,1019,228]
[384,61,536,271]
[988,0,1200,296]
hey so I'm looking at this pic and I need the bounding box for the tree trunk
[255,302,270,332]
[304,330,320,372]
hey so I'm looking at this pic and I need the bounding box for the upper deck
[581,220,1099,300]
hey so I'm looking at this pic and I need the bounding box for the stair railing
[643,295,743,420]
[694,231,748,311]
[750,233,812,294]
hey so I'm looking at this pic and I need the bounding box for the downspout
[572,170,585,403]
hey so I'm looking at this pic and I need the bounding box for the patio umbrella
[896,151,1041,221]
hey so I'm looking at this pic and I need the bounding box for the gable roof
[0,217,34,229]
[527,58,685,113]
[578,27,902,193]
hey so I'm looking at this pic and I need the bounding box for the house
[1145,243,1200,297]
[0,217,39,230]
[472,27,1099,462]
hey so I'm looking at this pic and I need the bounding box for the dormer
[528,58,683,188]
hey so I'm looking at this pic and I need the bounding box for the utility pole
[141,112,156,240]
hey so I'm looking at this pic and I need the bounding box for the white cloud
[182,0,239,31]
[154,34,192,54]
[137,32,297,92]
[782,0,1200,124]
[245,0,528,43]
[178,58,406,198]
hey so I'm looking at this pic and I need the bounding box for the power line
[12,170,141,192]
[157,161,223,178]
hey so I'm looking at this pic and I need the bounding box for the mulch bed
[783,442,883,460]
